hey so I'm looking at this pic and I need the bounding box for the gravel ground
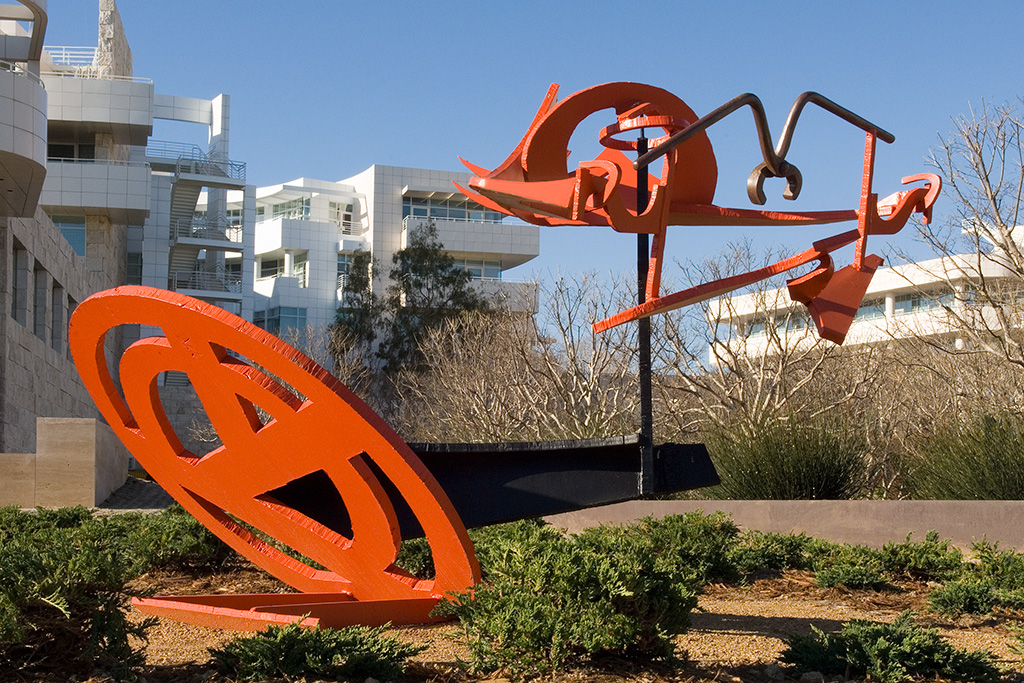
[93,480,1024,681]
[121,568,1024,682]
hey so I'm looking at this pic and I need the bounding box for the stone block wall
[0,208,109,453]
[0,417,129,507]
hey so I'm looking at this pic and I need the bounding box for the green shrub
[971,538,1024,590]
[806,538,879,571]
[394,536,435,579]
[586,511,740,585]
[928,578,997,616]
[703,419,869,499]
[210,621,424,681]
[909,411,1024,499]
[782,611,1000,682]
[815,563,890,591]
[0,509,154,679]
[467,519,549,580]
[730,530,814,574]
[877,531,964,581]
[116,506,234,572]
[437,519,699,677]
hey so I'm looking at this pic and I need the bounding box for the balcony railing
[339,220,364,236]
[171,217,243,243]
[47,157,148,167]
[402,214,508,232]
[146,140,204,160]
[169,268,242,294]
[0,60,42,84]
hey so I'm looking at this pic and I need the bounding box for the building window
[47,142,95,161]
[126,252,143,285]
[454,258,501,280]
[337,253,352,289]
[53,215,86,257]
[227,208,243,227]
[51,285,65,352]
[293,253,308,288]
[10,242,28,325]
[256,206,265,221]
[855,298,886,321]
[33,265,47,340]
[894,290,952,315]
[259,258,284,279]
[402,197,504,223]
[331,201,357,233]
[254,306,306,335]
[272,198,310,220]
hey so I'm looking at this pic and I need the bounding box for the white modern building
[0,0,541,498]
[714,248,1017,359]
[206,170,539,336]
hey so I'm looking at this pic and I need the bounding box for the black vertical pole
[637,132,655,494]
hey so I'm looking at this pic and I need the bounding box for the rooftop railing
[42,46,152,84]
[44,46,96,66]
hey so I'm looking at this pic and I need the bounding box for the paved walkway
[96,475,175,511]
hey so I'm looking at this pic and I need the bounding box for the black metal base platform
[268,435,718,539]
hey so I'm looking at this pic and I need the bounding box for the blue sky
[44,1,1024,285]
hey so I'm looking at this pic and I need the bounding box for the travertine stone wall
[0,208,106,452]
[97,0,132,78]
[0,418,129,507]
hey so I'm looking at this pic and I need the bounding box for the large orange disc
[69,286,479,601]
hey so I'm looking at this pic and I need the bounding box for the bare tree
[655,242,879,440]
[394,273,645,443]
[901,99,1024,372]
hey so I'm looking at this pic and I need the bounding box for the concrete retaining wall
[0,417,129,507]
[546,499,1024,550]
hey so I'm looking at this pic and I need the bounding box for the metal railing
[176,154,246,182]
[339,220,364,236]
[0,60,42,84]
[170,217,243,243]
[44,46,96,67]
[46,156,148,167]
[42,46,152,83]
[145,140,246,180]
[146,140,204,160]
[169,268,242,294]
[402,215,506,231]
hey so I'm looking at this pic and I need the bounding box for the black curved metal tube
[633,91,895,174]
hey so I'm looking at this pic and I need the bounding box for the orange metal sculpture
[68,286,480,630]
[458,82,941,344]
[65,83,939,634]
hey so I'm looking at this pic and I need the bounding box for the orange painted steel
[459,82,941,344]
[68,286,480,630]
